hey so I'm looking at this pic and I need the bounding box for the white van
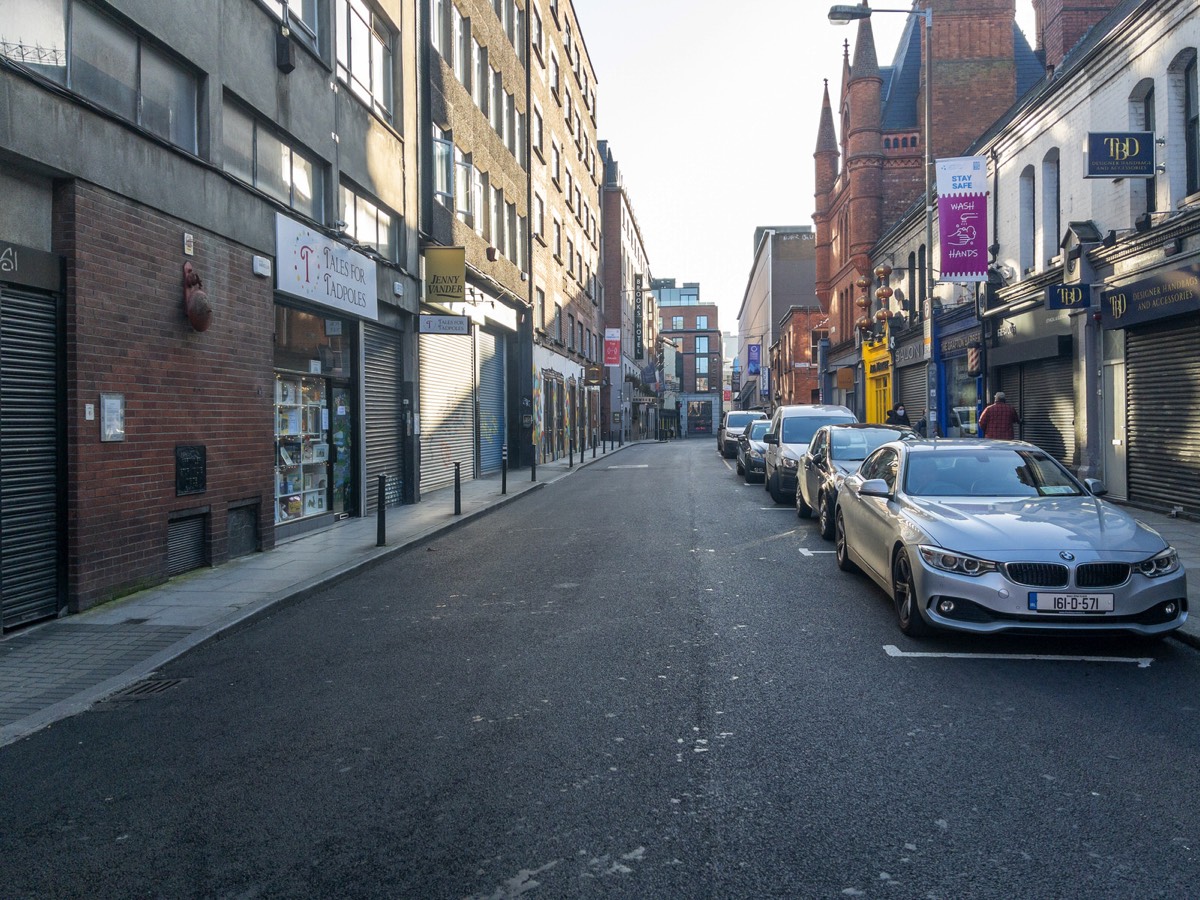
[762,404,857,503]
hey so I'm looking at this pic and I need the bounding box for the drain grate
[104,678,187,701]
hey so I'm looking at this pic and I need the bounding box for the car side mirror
[859,478,891,497]
[811,451,826,465]
[764,433,778,445]
[1083,477,1107,496]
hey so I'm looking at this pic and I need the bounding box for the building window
[26,2,200,153]
[432,125,453,206]
[671,316,683,330]
[491,186,505,252]
[1135,83,1158,215]
[533,194,546,240]
[554,303,563,343]
[532,105,544,158]
[451,5,468,85]
[473,40,488,113]
[696,377,710,392]
[336,0,395,120]
[454,147,473,226]
[535,286,546,330]
[339,182,399,262]
[695,336,709,354]
[1186,56,1199,196]
[430,0,446,55]
[1018,165,1036,274]
[224,100,322,219]
[472,167,486,238]
[696,315,708,329]
[696,357,709,375]
[266,0,320,45]
[810,329,828,362]
[1041,150,1060,266]
[550,52,560,100]
[553,218,562,259]
[531,5,544,62]
[568,314,575,350]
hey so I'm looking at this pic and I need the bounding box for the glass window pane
[372,30,392,114]
[71,3,137,119]
[340,184,354,236]
[349,6,371,102]
[376,207,393,260]
[291,151,318,218]
[140,44,197,152]
[0,0,68,83]
[222,103,255,186]
[355,194,376,246]
[256,129,290,205]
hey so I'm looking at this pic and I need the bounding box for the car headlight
[750,448,764,460]
[780,457,799,470]
[1135,548,1180,578]
[918,544,998,577]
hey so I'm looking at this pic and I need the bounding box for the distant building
[655,280,721,436]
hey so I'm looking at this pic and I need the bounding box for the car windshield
[830,427,908,461]
[727,413,763,430]
[781,415,854,446]
[903,449,1084,497]
[746,420,771,440]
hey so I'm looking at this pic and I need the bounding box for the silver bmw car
[834,439,1187,637]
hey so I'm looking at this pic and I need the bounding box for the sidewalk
[2,440,1198,748]
[0,441,638,748]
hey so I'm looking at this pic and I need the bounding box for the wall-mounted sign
[419,314,470,334]
[633,274,644,360]
[1100,263,1200,330]
[1085,131,1155,179]
[1046,284,1091,310]
[936,156,988,283]
[424,246,466,302]
[275,213,378,319]
[604,327,621,366]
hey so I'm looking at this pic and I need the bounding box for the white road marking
[883,644,1154,667]
[798,547,836,557]
[608,464,649,469]
[760,506,794,511]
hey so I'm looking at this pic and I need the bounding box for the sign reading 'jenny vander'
[276,213,378,319]
[424,246,466,303]
[935,156,988,283]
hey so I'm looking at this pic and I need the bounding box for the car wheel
[796,486,811,519]
[736,458,744,475]
[817,492,835,540]
[768,473,787,504]
[893,547,931,636]
[835,509,857,572]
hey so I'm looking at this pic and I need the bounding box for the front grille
[1004,562,1069,587]
[1076,562,1131,588]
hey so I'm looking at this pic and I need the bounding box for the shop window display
[275,375,330,522]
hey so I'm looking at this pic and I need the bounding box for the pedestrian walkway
[2,439,1198,748]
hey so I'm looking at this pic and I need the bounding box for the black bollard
[593,431,597,459]
[531,442,537,482]
[454,462,461,515]
[376,474,387,546]
[569,436,574,468]
[501,444,508,495]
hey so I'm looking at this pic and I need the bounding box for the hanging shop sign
[935,156,989,283]
[424,246,466,303]
[634,274,644,360]
[275,213,378,319]
[1085,132,1155,179]
[1046,284,1091,310]
[747,343,761,376]
[1099,263,1200,330]
[419,314,470,334]
[604,327,621,366]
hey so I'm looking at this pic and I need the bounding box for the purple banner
[938,193,988,282]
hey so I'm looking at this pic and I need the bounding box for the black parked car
[797,423,915,538]
[736,419,773,483]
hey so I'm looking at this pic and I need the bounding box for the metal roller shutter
[1016,355,1075,466]
[419,331,476,494]
[897,365,927,422]
[1,287,62,628]
[364,324,402,512]
[1126,318,1200,515]
[476,329,506,474]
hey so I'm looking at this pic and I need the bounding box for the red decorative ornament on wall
[183,262,212,332]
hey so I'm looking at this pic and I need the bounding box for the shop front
[861,335,891,423]
[937,309,983,438]
[892,325,929,433]
[988,304,1075,464]
[273,214,379,537]
[1100,260,1200,517]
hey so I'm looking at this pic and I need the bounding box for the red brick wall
[55,182,277,610]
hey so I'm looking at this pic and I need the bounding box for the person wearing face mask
[885,404,911,426]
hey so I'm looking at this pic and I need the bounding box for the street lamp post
[829,3,937,434]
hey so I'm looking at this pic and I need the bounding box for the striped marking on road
[797,548,835,557]
[884,644,1154,668]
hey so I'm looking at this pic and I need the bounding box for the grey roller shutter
[1,287,62,628]
[166,514,207,576]
[419,331,476,493]
[1016,355,1075,466]
[364,323,402,512]
[1126,318,1200,515]
[897,364,927,422]
[476,329,506,474]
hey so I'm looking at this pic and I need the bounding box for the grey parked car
[736,419,773,483]
[834,439,1187,637]
[718,410,767,458]
[762,404,856,503]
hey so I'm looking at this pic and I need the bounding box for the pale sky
[572,0,1039,331]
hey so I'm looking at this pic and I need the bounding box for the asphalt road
[3,439,1199,899]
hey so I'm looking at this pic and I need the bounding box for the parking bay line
[884,644,1154,668]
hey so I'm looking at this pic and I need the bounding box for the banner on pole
[936,156,989,283]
